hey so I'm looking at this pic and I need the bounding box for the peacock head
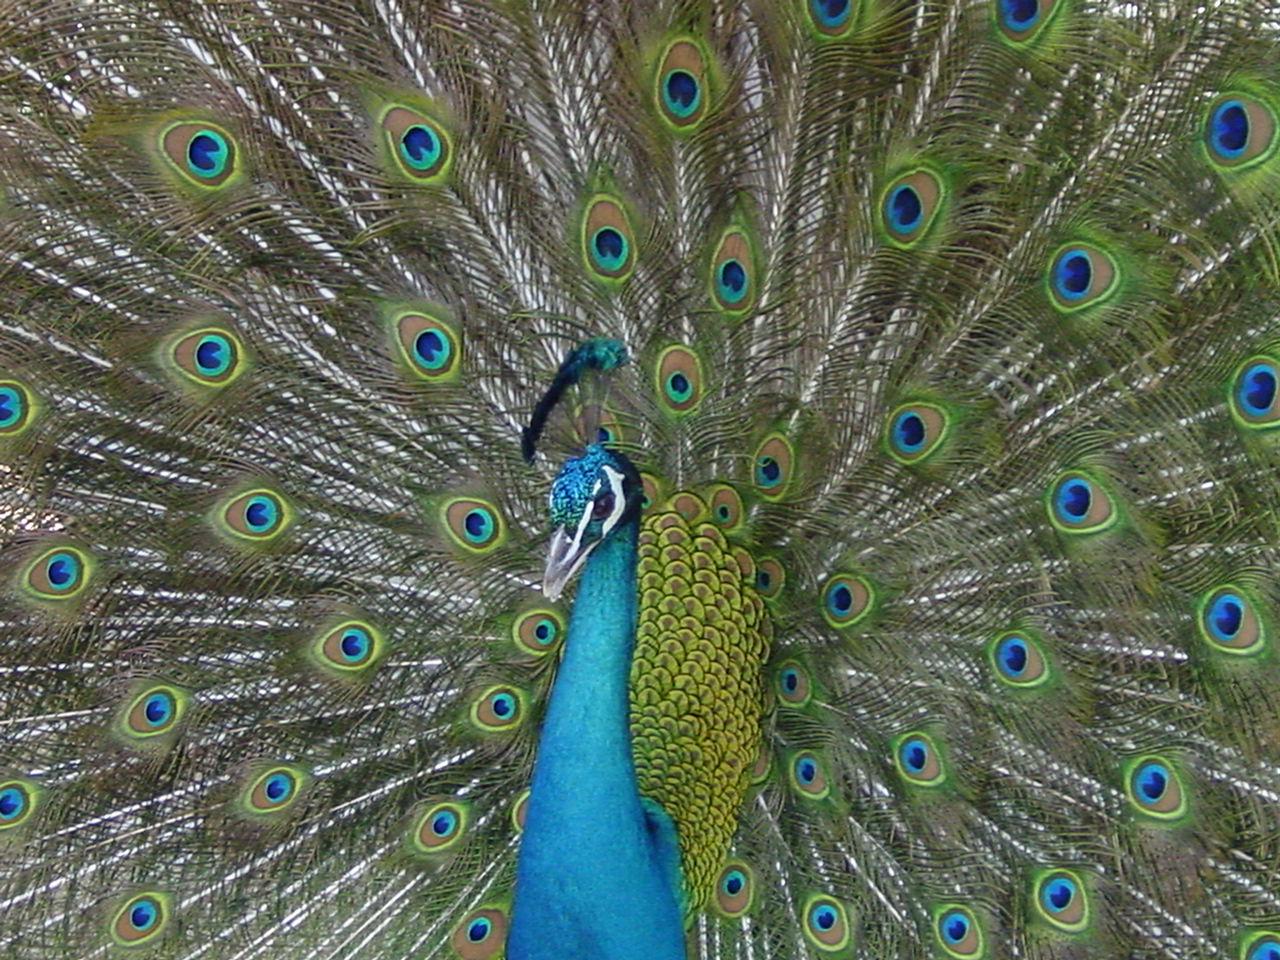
[543,443,642,599]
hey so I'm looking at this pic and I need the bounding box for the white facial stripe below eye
[599,465,626,534]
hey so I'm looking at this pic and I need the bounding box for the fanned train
[2,1,1280,959]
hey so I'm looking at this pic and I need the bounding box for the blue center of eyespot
[400,125,441,169]
[1136,762,1167,802]
[130,900,158,931]
[245,496,277,531]
[756,570,772,590]
[0,387,22,427]
[468,918,491,942]
[756,456,782,486]
[902,739,927,772]
[667,372,691,400]
[717,259,748,303]
[1001,0,1040,29]
[340,629,369,661]
[265,773,292,803]
[1042,877,1075,912]
[796,757,817,783]
[0,787,24,819]
[46,552,78,589]
[998,636,1028,676]
[942,912,969,944]
[432,810,457,836]
[663,70,701,118]
[1248,940,1280,960]
[534,620,554,643]
[592,227,627,270]
[723,870,745,895]
[463,509,493,543]
[1239,364,1277,416]
[1056,479,1091,521]
[187,131,227,177]
[888,185,923,234]
[811,904,837,931]
[194,334,233,376]
[782,669,799,692]
[1055,250,1092,299]
[829,583,853,615]
[1209,593,1243,640]
[893,411,926,452]
[144,693,173,726]
[1212,101,1249,157]
[414,329,450,370]
[491,693,514,718]
[811,0,851,28]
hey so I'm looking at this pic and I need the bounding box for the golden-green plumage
[631,495,771,914]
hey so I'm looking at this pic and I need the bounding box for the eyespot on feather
[801,893,853,954]
[0,779,39,831]
[380,105,452,183]
[23,545,92,601]
[581,195,635,283]
[934,904,985,959]
[1205,95,1277,170]
[988,630,1050,688]
[218,488,291,542]
[411,799,470,856]
[451,906,508,960]
[469,684,526,732]
[1032,868,1089,932]
[893,732,946,787]
[1047,470,1116,534]
[1196,585,1266,656]
[391,309,462,382]
[161,121,238,187]
[654,38,711,131]
[994,0,1063,45]
[168,326,246,388]
[805,0,858,39]
[788,750,831,800]
[755,557,785,599]
[821,573,875,629]
[704,484,745,532]
[110,892,172,947]
[1242,931,1280,960]
[244,765,306,815]
[314,620,385,675]
[714,861,756,918]
[880,169,944,246]
[775,660,813,707]
[512,607,565,657]
[0,379,38,437]
[1123,756,1188,821]
[752,434,794,499]
[120,685,189,741]
[655,345,704,415]
[440,497,507,554]
[1230,356,1280,429]
[1046,243,1119,313]
[511,788,530,833]
[884,402,949,464]
[710,229,756,314]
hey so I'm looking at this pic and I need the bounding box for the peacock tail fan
[0,1,1279,958]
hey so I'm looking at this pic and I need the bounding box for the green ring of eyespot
[1032,868,1090,933]
[933,903,984,959]
[0,380,35,434]
[24,545,93,601]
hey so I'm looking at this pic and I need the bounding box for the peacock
[3,0,1280,957]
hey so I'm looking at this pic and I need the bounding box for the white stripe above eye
[599,465,626,534]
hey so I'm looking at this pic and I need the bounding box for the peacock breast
[630,493,773,914]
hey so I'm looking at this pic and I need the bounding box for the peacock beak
[542,524,598,601]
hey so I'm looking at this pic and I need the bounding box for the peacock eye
[592,492,615,520]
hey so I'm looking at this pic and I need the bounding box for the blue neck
[507,519,685,960]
